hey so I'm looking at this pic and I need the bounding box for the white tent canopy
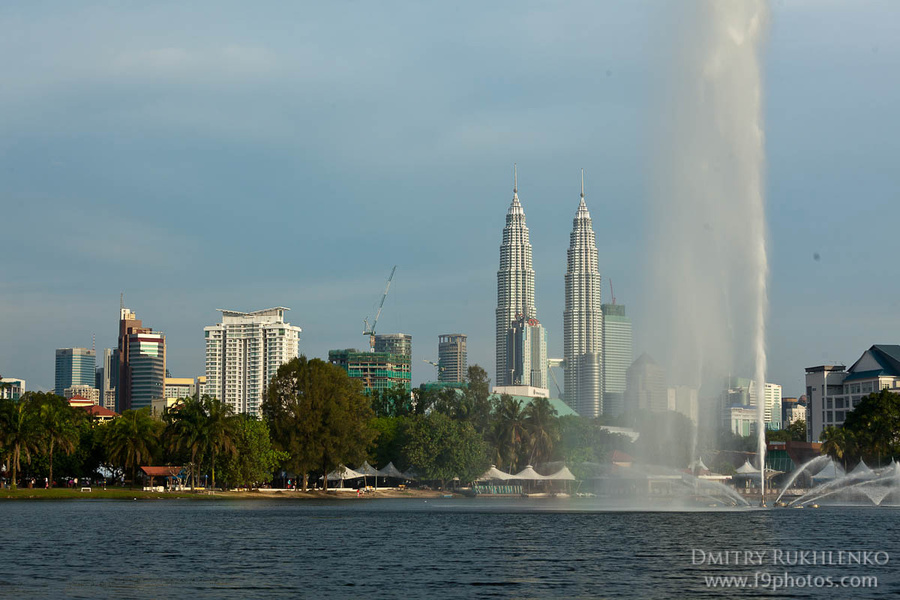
[377,462,405,479]
[512,465,545,480]
[321,465,363,481]
[355,461,379,476]
[735,460,759,475]
[478,465,514,481]
[545,466,576,481]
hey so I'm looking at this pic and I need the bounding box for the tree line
[820,389,900,468]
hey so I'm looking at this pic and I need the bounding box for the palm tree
[165,397,206,489]
[105,408,160,488]
[37,394,81,487]
[0,396,40,490]
[523,397,559,467]
[491,395,527,472]
[202,396,238,490]
[820,425,856,470]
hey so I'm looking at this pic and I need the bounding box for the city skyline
[1,2,899,397]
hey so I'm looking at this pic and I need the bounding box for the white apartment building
[204,307,301,417]
[64,384,100,405]
[805,345,900,442]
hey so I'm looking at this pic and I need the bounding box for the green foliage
[368,416,407,469]
[400,413,489,486]
[219,416,287,488]
[766,420,807,443]
[370,385,414,418]
[487,394,527,471]
[33,393,82,485]
[523,397,558,466]
[104,407,163,487]
[837,389,900,465]
[555,416,632,473]
[0,395,41,489]
[163,395,239,489]
[263,356,376,490]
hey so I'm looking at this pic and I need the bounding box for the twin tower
[496,166,603,418]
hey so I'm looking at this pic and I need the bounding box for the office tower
[721,376,783,435]
[601,303,633,418]
[374,333,412,357]
[506,315,548,389]
[96,348,117,411]
[496,166,542,386]
[438,334,467,383]
[328,349,412,394]
[204,307,301,417]
[128,330,166,410]
[563,173,603,418]
[625,353,667,413]
[116,306,142,412]
[164,378,195,399]
[55,348,96,397]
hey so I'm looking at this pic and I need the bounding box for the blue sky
[1,1,898,397]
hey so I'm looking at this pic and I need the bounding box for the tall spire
[514,163,518,195]
[581,168,585,199]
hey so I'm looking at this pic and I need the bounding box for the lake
[2,498,898,598]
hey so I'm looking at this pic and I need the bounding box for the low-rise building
[64,384,100,405]
[806,345,900,442]
[164,377,195,400]
[0,378,25,401]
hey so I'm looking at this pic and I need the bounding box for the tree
[104,407,161,487]
[489,395,527,471]
[401,413,489,488]
[523,397,558,466]
[371,385,414,418]
[0,395,40,489]
[555,416,632,470]
[165,397,207,488]
[203,396,238,490]
[840,389,900,465]
[820,425,856,469]
[34,393,82,486]
[369,416,406,470]
[263,356,376,491]
[463,365,493,435]
[219,416,287,488]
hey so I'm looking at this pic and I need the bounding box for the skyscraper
[96,348,118,411]
[374,333,412,357]
[601,303,633,418]
[116,305,165,412]
[328,349,411,394]
[563,173,603,418]
[55,348,96,397]
[204,307,301,417]
[438,334,467,383]
[496,166,545,387]
[507,315,548,388]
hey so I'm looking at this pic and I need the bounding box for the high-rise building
[328,349,411,394]
[563,175,603,418]
[506,315,548,389]
[438,334,467,383]
[601,303,633,418]
[496,166,540,387]
[116,306,143,412]
[625,353,667,413]
[165,377,195,400]
[374,333,412,357]
[720,376,783,434]
[204,307,301,417]
[96,348,117,411]
[128,330,166,411]
[55,348,96,397]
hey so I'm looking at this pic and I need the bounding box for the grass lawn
[0,487,223,500]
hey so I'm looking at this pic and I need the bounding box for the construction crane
[609,279,616,305]
[423,359,445,380]
[547,358,565,399]
[363,265,397,351]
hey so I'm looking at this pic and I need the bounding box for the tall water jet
[646,0,770,500]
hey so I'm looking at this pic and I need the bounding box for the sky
[1,1,898,398]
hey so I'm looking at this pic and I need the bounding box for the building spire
[581,168,584,199]
[514,163,518,195]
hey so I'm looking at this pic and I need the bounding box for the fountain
[647,0,771,506]
[788,461,900,507]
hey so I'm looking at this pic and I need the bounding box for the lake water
[2,498,898,599]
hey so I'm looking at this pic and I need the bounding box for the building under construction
[328,348,411,394]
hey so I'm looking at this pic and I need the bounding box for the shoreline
[0,487,451,501]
